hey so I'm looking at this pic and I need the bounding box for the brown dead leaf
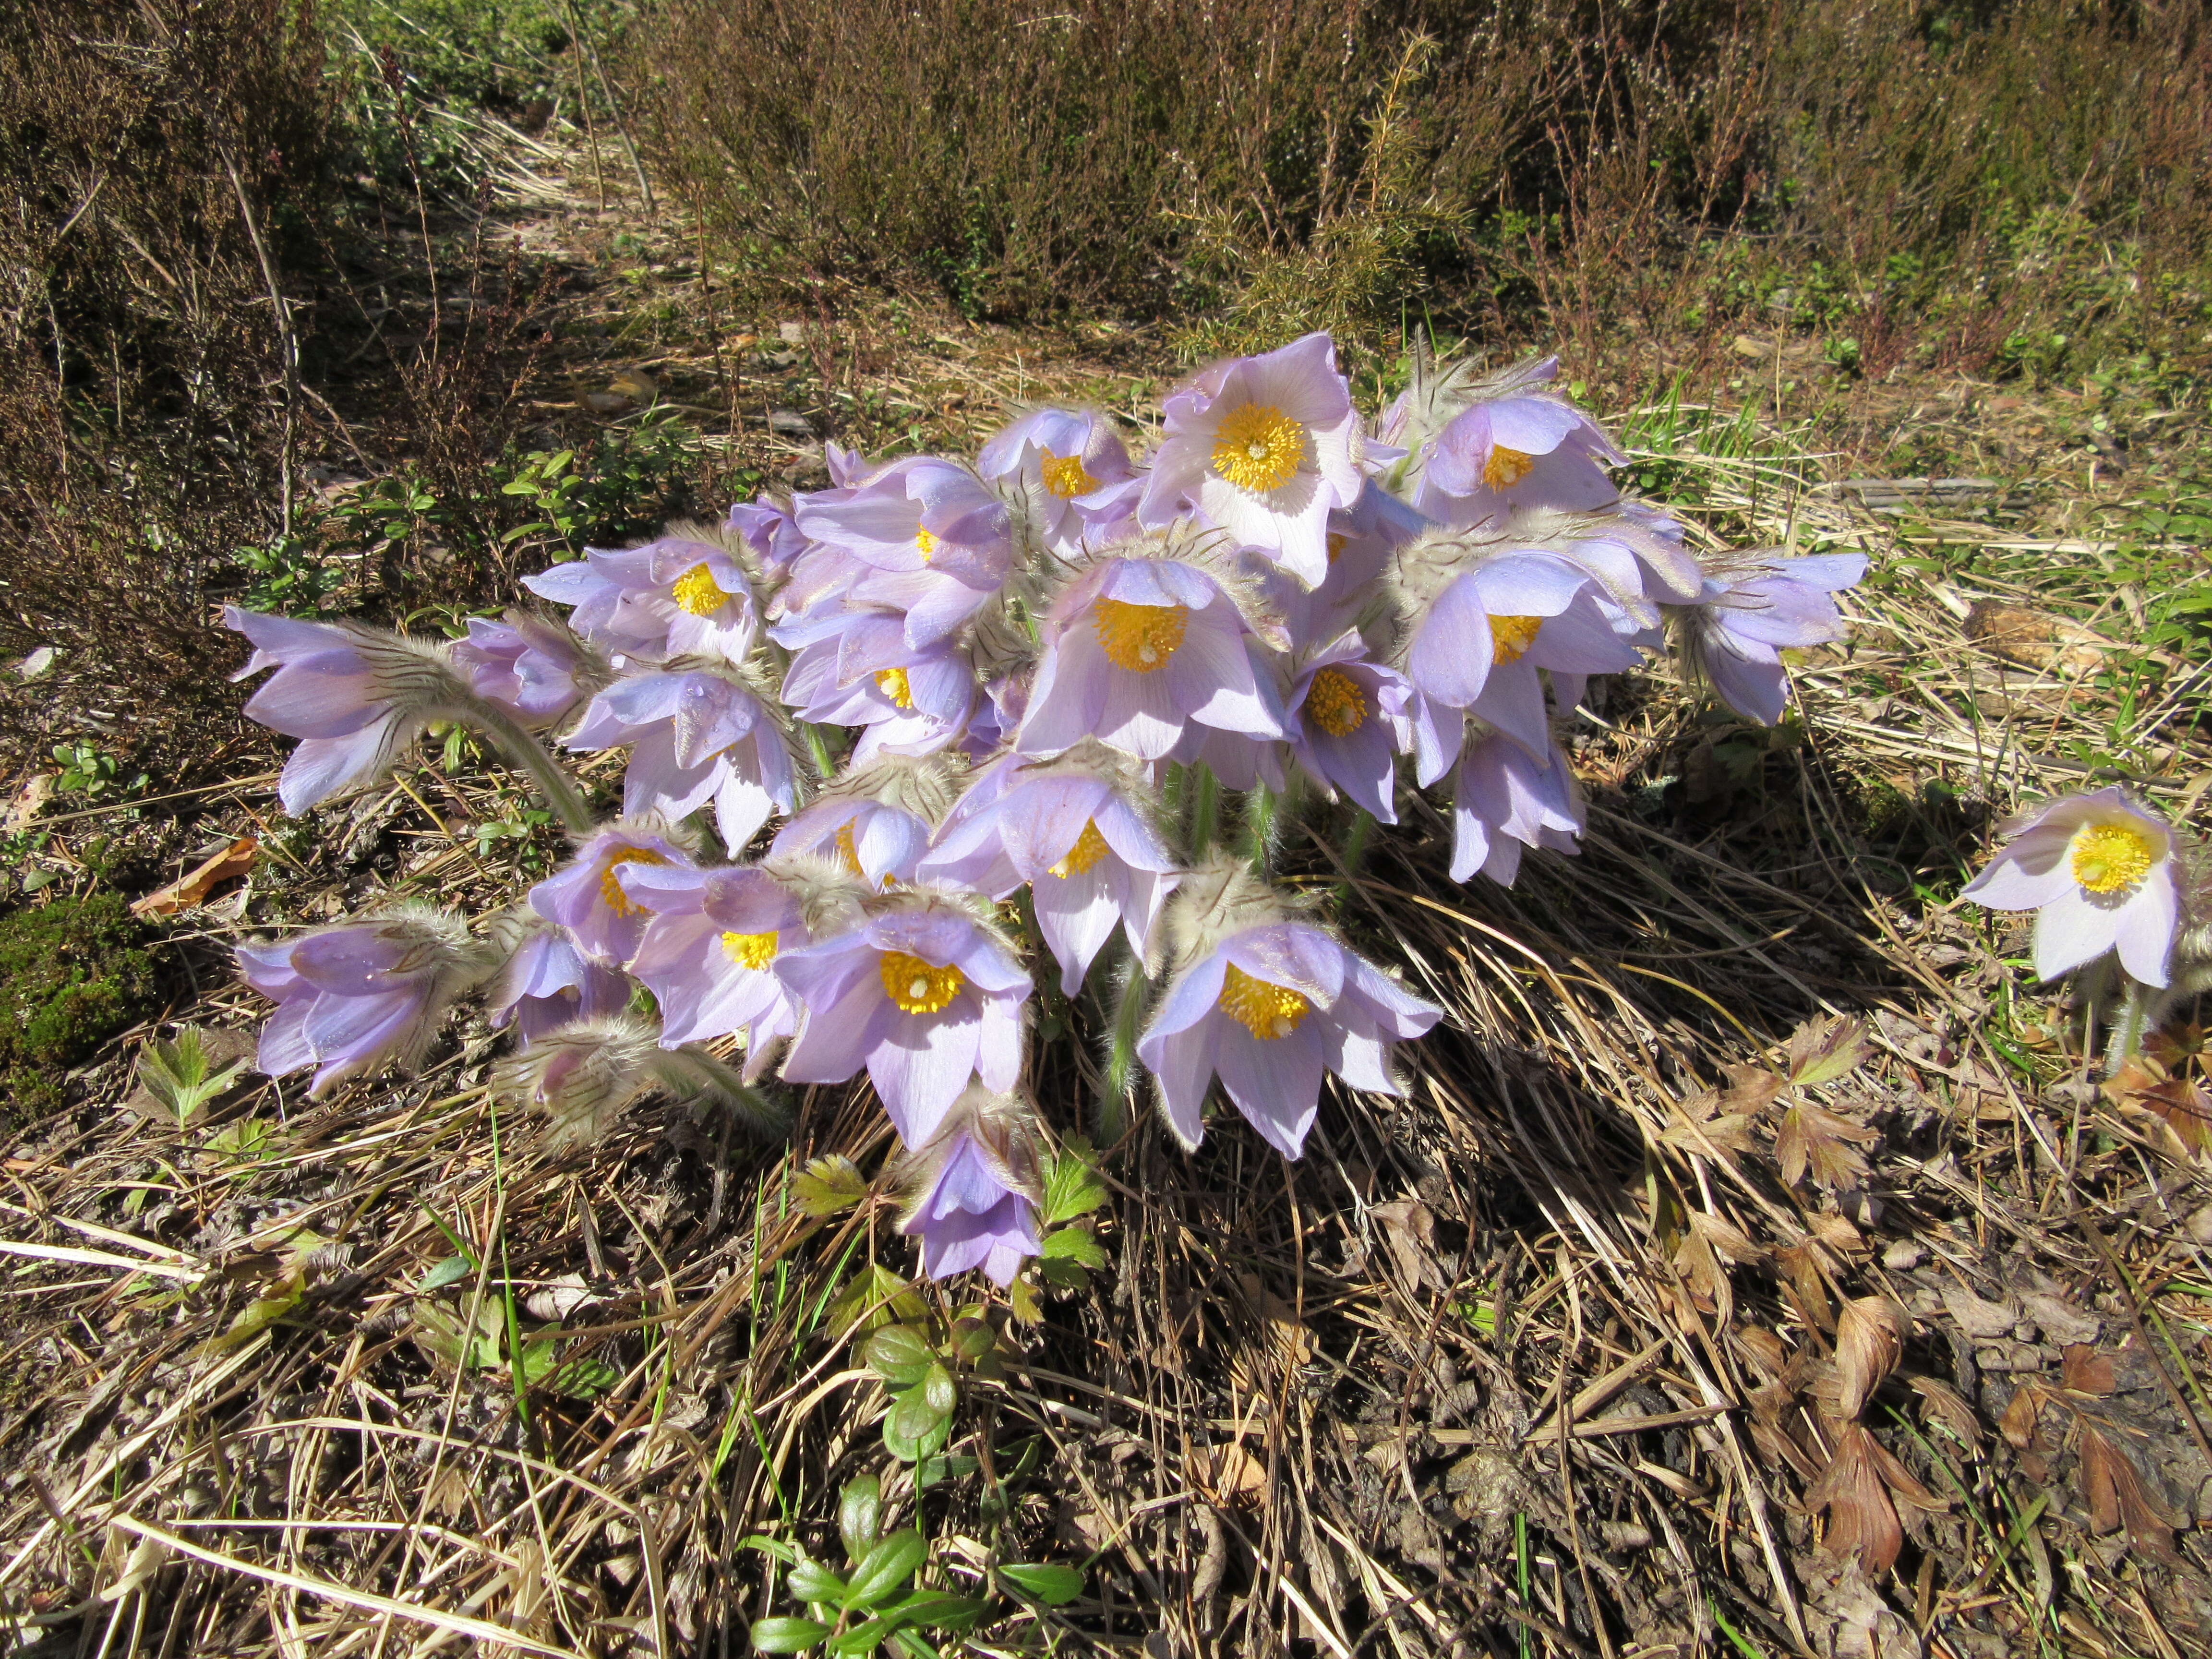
[2060,1345,2117,1395]
[1368,1200,1443,1291]
[1720,1063,1786,1115]
[1659,1098,1756,1159]
[1733,1324,1790,1379]
[132,836,258,918]
[1787,1014,1871,1087]
[1807,1424,1905,1575]
[5,773,51,834]
[1689,1208,1765,1265]
[1835,1297,1910,1419]
[1203,1443,1268,1507]
[2000,1382,2049,1450]
[1964,602,2113,674]
[1775,1102,1878,1189]
[1908,1376,1981,1451]
[2078,1423,2183,1563]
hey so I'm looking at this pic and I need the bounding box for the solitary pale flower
[978,407,1142,554]
[1671,553,1866,725]
[896,1085,1043,1285]
[1015,551,1284,763]
[487,909,633,1044]
[1450,730,1584,886]
[522,530,760,664]
[237,905,491,1094]
[565,664,798,852]
[1401,553,1641,777]
[1285,633,1414,822]
[529,821,696,966]
[1961,787,2181,986]
[452,611,601,728]
[224,607,471,815]
[1138,863,1442,1158]
[1413,361,1624,526]
[775,896,1030,1144]
[616,861,804,1077]
[918,746,1180,993]
[1140,332,1363,586]
[793,457,1012,648]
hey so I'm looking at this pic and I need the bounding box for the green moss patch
[0,892,159,1120]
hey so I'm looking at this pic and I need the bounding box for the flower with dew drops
[1961,786,2183,986]
[896,1084,1044,1286]
[1140,332,1364,587]
[793,456,1012,649]
[774,894,1031,1145]
[528,820,696,966]
[236,904,493,1095]
[521,529,761,665]
[1137,861,1442,1158]
[615,861,805,1080]
[917,745,1181,994]
[486,908,633,1045]
[1670,552,1867,726]
[1449,728,1585,886]
[1015,549,1285,764]
[770,754,965,890]
[224,607,476,815]
[1285,633,1414,823]
[564,663,799,852]
[1401,551,1641,780]
[977,407,1142,554]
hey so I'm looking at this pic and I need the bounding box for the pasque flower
[1671,552,1866,725]
[1961,787,2182,986]
[521,529,760,663]
[1286,633,1414,822]
[724,493,811,577]
[487,909,633,1043]
[564,662,799,851]
[1015,548,1285,763]
[978,407,1142,554]
[1450,729,1585,886]
[776,607,975,762]
[529,820,697,965]
[775,893,1030,1144]
[1138,861,1442,1158]
[793,457,1012,649]
[1140,332,1364,586]
[616,860,804,1077]
[1413,358,1625,526]
[224,607,476,815]
[452,612,601,728]
[770,754,964,889]
[896,1084,1044,1285]
[236,904,492,1094]
[918,745,1180,993]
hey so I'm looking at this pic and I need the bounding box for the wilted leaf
[792,1154,869,1217]
[1787,1014,1870,1088]
[1908,1376,1981,1451]
[1370,1199,1443,1290]
[2000,1382,2048,1450]
[2079,1423,2183,1563]
[132,836,258,918]
[1940,1284,2019,1340]
[1807,1425,1904,1575]
[1834,1297,1909,1420]
[203,1268,305,1354]
[1205,1443,1269,1506]
[1719,1064,1786,1116]
[1775,1102,1877,1189]
[2060,1345,2117,1395]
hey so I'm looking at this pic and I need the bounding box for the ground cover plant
[5,3,2212,1658]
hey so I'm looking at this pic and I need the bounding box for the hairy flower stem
[1100,957,1150,1144]
[1331,806,1376,910]
[799,720,839,782]
[1188,764,1222,859]
[2105,974,2153,1073]
[648,1047,793,1141]
[458,698,596,835]
[1243,781,1278,876]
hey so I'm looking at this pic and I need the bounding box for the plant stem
[650,1046,793,1141]
[2105,973,2152,1072]
[1188,764,1221,859]
[1242,780,1277,875]
[457,698,595,835]
[1100,959,1150,1144]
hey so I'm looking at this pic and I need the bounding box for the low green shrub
[0,892,161,1121]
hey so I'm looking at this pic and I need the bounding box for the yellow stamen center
[672,562,732,617]
[1305,666,1368,737]
[1094,597,1188,672]
[834,822,866,877]
[598,846,672,916]
[1048,819,1109,878]
[1041,448,1099,499]
[914,527,938,563]
[1218,962,1310,1041]
[2070,821,2156,895]
[1490,614,1543,664]
[875,666,914,709]
[1483,445,1536,489]
[1210,402,1306,494]
[721,929,779,970]
[880,950,965,1015]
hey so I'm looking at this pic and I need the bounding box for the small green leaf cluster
[135,1026,248,1126]
[745,1475,986,1657]
[1018,1139,1109,1311]
[863,1315,999,1467]
[52,740,143,801]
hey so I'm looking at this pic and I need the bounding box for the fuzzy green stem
[799,721,839,783]
[1331,806,1376,910]
[1188,764,1222,859]
[1100,960,1150,1144]
[458,697,596,835]
[649,1047,793,1141]
[1242,780,1278,876]
[2105,974,2153,1073]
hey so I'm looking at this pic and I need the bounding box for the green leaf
[912,1453,978,1491]
[826,1264,927,1337]
[201,1117,273,1166]
[739,1535,800,1565]
[883,1590,986,1632]
[417,1255,473,1293]
[1786,1014,1870,1088]
[826,1620,888,1657]
[839,1474,882,1563]
[137,1027,247,1125]
[1040,1141,1106,1224]
[202,1269,305,1354]
[998,1562,1084,1605]
[1038,1256,1091,1288]
[1040,1226,1107,1269]
[948,1316,994,1363]
[786,1557,848,1604]
[844,1530,926,1609]
[864,1324,934,1389]
[750,1615,832,1652]
[793,1154,869,1217]
[882,1392,952,1463]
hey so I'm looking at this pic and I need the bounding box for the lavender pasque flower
[1413,358,1625,526]
[1285,633,1413,822]
[896,1084,1044,1286]
[1672,552,1866,725]
[564,663,798,851]
[487,909,633,1043]
[1450,728,1585,886]
[529,820,697,965]
[521,529,760,663]
[1961,786,2182,986]
[617,861,805,1078]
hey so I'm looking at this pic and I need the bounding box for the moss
[0,892,159,1120]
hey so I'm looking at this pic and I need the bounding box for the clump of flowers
[224,331,1875,1290]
